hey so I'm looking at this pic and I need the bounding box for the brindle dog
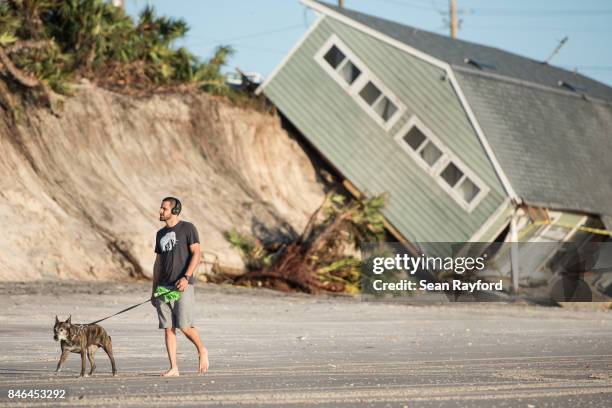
[53,315,117,377]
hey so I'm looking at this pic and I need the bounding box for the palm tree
[0,0,235,99]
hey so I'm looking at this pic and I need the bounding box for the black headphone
[163,196,182,215]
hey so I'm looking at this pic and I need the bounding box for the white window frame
[394,116,490,213]
[314,34,405,131]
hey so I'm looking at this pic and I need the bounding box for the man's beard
[159,215,166,221]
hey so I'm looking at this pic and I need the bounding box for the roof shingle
[314,1,612,102]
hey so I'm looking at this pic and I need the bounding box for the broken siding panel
[264,17,507,255]
[482,211,594,286]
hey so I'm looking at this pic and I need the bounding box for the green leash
[87,287,181,324]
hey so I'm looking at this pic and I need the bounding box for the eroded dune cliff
[0,82,325,281]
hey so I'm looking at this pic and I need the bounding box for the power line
[368,1,612,17]
[470,8,612,17]
[564,66,612,71]
[368,0,437,11]
[188,24,304,46]
[224,43,287,55]
[463,24,610,33]
[379,0,445,4]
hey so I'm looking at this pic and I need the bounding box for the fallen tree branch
[226,193,387,294]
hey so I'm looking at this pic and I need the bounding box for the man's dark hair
[162,197,182,215]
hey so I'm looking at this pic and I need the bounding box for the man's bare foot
[161,368,180,377]
[198,349,209,374]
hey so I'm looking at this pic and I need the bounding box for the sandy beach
[0,281,611,407]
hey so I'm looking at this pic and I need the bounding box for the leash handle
[88,290,178,325]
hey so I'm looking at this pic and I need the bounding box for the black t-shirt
[155,221,200,286]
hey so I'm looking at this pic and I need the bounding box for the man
[151,196,209,376]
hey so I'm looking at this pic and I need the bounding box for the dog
[53,315,117,377]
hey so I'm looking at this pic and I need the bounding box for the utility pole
[450,0,458,39]
[510,212,520,294]
[338,0,344,8]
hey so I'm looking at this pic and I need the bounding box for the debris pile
[226,192,387,294]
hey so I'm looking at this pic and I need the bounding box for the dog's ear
[55,315,59,324]
[66,315,71,324]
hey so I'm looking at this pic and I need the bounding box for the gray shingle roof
[455,70,612,217]
[314,1,612,102]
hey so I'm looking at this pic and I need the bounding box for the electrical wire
[356,0,612,18]
[470,8,612,17]
[188,24,304,46]
[463,24,610,33]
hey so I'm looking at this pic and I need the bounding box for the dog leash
[88,289,179,325]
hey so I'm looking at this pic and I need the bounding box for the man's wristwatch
[182,275,192,284]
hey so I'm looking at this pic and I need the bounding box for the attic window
[458,178,480,203]
[403,126,442,167]
[441,162,481,203]
[440,162,463,186]
[315,35,405,130]
[322,44,361,85]
[323,45,345,69]
[394,116,489,211]
[376,97,398,121]
[359,81,381,105]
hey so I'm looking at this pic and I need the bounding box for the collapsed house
[257,1,612,294]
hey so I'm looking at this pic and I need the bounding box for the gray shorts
[156,285,196,329]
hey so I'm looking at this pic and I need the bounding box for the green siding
[473,200,513,243]
[264,16,508,256]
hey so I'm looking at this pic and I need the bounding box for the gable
[262,15,508,253]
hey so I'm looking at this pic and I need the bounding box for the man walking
[151,196,209,376]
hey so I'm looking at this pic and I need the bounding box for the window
[441,161,482,204]
[323,45,345,69]
[339,60,361,85]
[394,116,489,212]
[358,80,399,123]
[359,81,381,105]
[373,96,398,122]
[403,127,442,168]
[404,127,426,150]
[315,35,404,130]
[441,162,463,187]
[322,44,361,85]
[458,178,480,203]
[419,141,442,167]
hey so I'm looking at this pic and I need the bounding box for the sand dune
[0,82,324,281]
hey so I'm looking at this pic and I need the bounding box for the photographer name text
[372,279,502,292]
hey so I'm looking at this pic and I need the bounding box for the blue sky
[126,0,612,86]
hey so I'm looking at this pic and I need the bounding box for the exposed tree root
[228,191,387,294]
